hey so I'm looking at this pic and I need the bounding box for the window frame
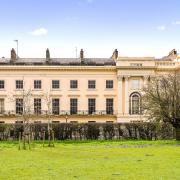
[34,98,41,115]
[88,80,96,89]
[52,98,60,115]
[106,80,113,89]
[70,98,78,114]
[129,92,141,115]
[16,80,23,89]
[70,80,78,89]
[16,98,23,115]
[34,80,42,89]
[0,80,5,89]
[0,98,4,114]
[106,98,114,115]
[52,80,60,89]
[88,98,96,114]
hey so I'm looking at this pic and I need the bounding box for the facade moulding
[0,66,117,71]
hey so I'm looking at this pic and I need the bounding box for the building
[0,48,179,124]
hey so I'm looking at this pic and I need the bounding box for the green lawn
[0,140,180,180]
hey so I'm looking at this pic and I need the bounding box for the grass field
[0,140,180,180]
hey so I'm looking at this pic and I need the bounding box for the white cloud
[30,28,48,36]
[172,21,180,25]
[157,25,166,31]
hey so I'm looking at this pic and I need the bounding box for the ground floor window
[106,98,114,115]
[88,98,96,114]
[129,92,141,115]
[0,99,4,114]
[16,98,23,115]
[70,98,78,114]
[34,98,41,115]
[52,99,60,115]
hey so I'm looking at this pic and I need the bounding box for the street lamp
[14,40,18,58]
[65,113,68,123]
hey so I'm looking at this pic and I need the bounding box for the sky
[0,0,180,58]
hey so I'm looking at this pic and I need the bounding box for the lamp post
[14,40,18,58]
[65,113,68,123]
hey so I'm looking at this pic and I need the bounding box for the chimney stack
[10,48,17,63]
[80,49,84,64]
[80,49,84,59]
[46,48,50,62]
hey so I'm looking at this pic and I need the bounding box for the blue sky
[0,0,180,58]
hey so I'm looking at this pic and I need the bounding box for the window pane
[130,94,141,115]
[88,80,96,89]
[106,80,113,89]
[34,98,41,114]
[16,80,23,89]
[70,80,78,89]
[52,80,59,89]
[34,80,41,89]
[0,80,4,89]
[70,98,78,114]
[52,99,59,115]
[88,98,96,114]
[0,99,4,114]
[16,98,23,115]
[106,98,113,114]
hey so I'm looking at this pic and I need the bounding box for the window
[0,99,4,114]
[0,80,4,89]
[16,98,23,115]
[52,80,60,89]
[88,98,96,114]
[129,93,141,115]
[70,80,78,89]
[131,79,140,89]
[34,98,41,115]
[88,80,96,89]
[34,80,41,89]
[106,98,114,115]
[130,63,142,67]
[106,80,113,89]
[52,99,59,115]
[16,80,23,89]
[70,98,78,114]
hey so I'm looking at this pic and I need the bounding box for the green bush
[0,122,174,141]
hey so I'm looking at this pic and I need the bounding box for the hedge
[0,122,174,141]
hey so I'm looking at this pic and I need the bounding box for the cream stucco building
[0,48,179,123]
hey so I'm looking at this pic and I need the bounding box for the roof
[0,58,116,66]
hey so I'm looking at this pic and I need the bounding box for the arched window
[129,93,141,115]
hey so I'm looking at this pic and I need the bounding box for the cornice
[116,66,155,70]
[0,65,116,71]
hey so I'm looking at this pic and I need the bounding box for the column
[143,75,150,88]
[117,76,123,115]
[124,76,129,115]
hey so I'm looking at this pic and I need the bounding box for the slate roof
[0,58,116,66]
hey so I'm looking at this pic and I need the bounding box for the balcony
[155,61,178,69]
[0,110,117,117]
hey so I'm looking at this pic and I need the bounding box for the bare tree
[9,88,34,149]
[43,93,55,147]
[142,73,180,140]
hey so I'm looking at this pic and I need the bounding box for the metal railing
[0,110,117,117]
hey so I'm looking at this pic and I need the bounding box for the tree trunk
[175,128,180,141]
